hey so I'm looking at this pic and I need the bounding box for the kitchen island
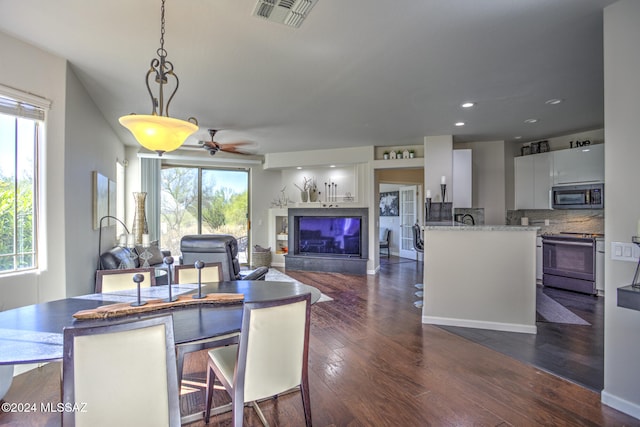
[422,225,539,334]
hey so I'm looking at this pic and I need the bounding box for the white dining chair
[204,293,312,426]
[61,315,180,427]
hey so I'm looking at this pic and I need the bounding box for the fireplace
[285,207,369,275]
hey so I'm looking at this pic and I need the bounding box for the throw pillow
[135,241,164,266]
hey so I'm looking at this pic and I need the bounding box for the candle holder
[425,197,432,222]
[440,184,447,203]
[163,256,178,302]
[192,260,207,299]
[130,273,147,307]
[138,242,152,268]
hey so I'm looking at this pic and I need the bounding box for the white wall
[0,31,67,309]
[64,65,126,297]
[0,31,130,306]
[454,140,506,225]
[602,0,640,418]
[424,135,453,203]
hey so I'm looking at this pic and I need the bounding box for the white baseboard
[601,390,640,420]
[13,363,42,376]
[422,315,537,334]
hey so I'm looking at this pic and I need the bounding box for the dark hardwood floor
[440,285,605,391]
[1,257,637,426]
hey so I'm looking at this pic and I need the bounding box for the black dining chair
[380,228,391,257]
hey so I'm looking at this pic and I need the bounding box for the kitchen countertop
[424,224,540,232]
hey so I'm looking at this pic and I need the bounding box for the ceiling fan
[198,129,255,156]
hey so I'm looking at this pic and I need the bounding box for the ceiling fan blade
[220,145,254,155]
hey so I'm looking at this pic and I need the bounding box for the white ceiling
[0,0,614,155]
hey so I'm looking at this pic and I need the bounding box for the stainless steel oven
[551,183,603,209]
[542,233,600,295]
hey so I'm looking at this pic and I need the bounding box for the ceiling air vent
[253,0,318,28]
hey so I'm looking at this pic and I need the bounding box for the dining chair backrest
[205,293,312,426]
[95,267,156,293]
[61,315,180,427]
[174,262,222,284]
[412,223,424,253]
[241,294,311,402]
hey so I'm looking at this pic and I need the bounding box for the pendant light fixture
[119,0,198,156]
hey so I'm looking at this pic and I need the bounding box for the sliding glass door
[160,166,249,263]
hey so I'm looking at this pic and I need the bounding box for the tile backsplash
[506,209,604,235]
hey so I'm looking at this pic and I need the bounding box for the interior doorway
[376,166,424,260]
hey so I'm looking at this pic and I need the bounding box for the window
[160,166,249,262]
[0,94,45,274]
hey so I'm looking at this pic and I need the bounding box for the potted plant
[409,150,415,158]
[383,151,389,160]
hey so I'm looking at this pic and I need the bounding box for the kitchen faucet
[461,214,475,225]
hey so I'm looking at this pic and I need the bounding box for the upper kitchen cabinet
[515,151,553,209]
[453,149,472,208]
[553,144,604,185]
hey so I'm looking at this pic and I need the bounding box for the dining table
[0,279,321,422]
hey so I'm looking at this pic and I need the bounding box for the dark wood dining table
[0,280,320,366]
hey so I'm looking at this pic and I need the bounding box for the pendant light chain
[158,0,166,58]
[118,0,198,156]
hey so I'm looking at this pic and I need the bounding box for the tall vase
[132,192,148,245]
[300,190,308,203]
[309,188,318,202]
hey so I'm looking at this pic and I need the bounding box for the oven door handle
[543,240,594,247]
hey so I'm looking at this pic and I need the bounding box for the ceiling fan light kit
[119,0,198,156]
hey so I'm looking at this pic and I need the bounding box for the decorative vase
[300,190,308,203]
[132,192,148,245]
[309,188,318,202]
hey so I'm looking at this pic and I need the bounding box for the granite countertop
[424,224,540,232]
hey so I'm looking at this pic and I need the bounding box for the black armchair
[180,234,268,281]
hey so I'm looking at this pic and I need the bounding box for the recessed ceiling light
[461,102,475,108]
[296,166,302,170]
[524,118,538,124]
[330,165,336,168]
[514,136,522,140]
[545,98,563,105]
[455,122,465,126]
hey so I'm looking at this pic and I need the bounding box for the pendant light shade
[119,114,198,155]
[119,0,197,156]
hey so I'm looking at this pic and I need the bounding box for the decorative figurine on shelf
[402,149,410,159]
[389,151,397,159]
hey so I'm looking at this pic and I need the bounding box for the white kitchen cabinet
[514,151,553,209]
[553,144,604,185]
[268,208,288,267]
[453,149,472,208]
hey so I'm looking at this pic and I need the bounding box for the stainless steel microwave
[552,183,604,209]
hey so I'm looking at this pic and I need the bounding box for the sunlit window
[0,95,44,274]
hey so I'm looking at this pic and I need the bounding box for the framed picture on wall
[92,171,109,229]
[380,191,399,216]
